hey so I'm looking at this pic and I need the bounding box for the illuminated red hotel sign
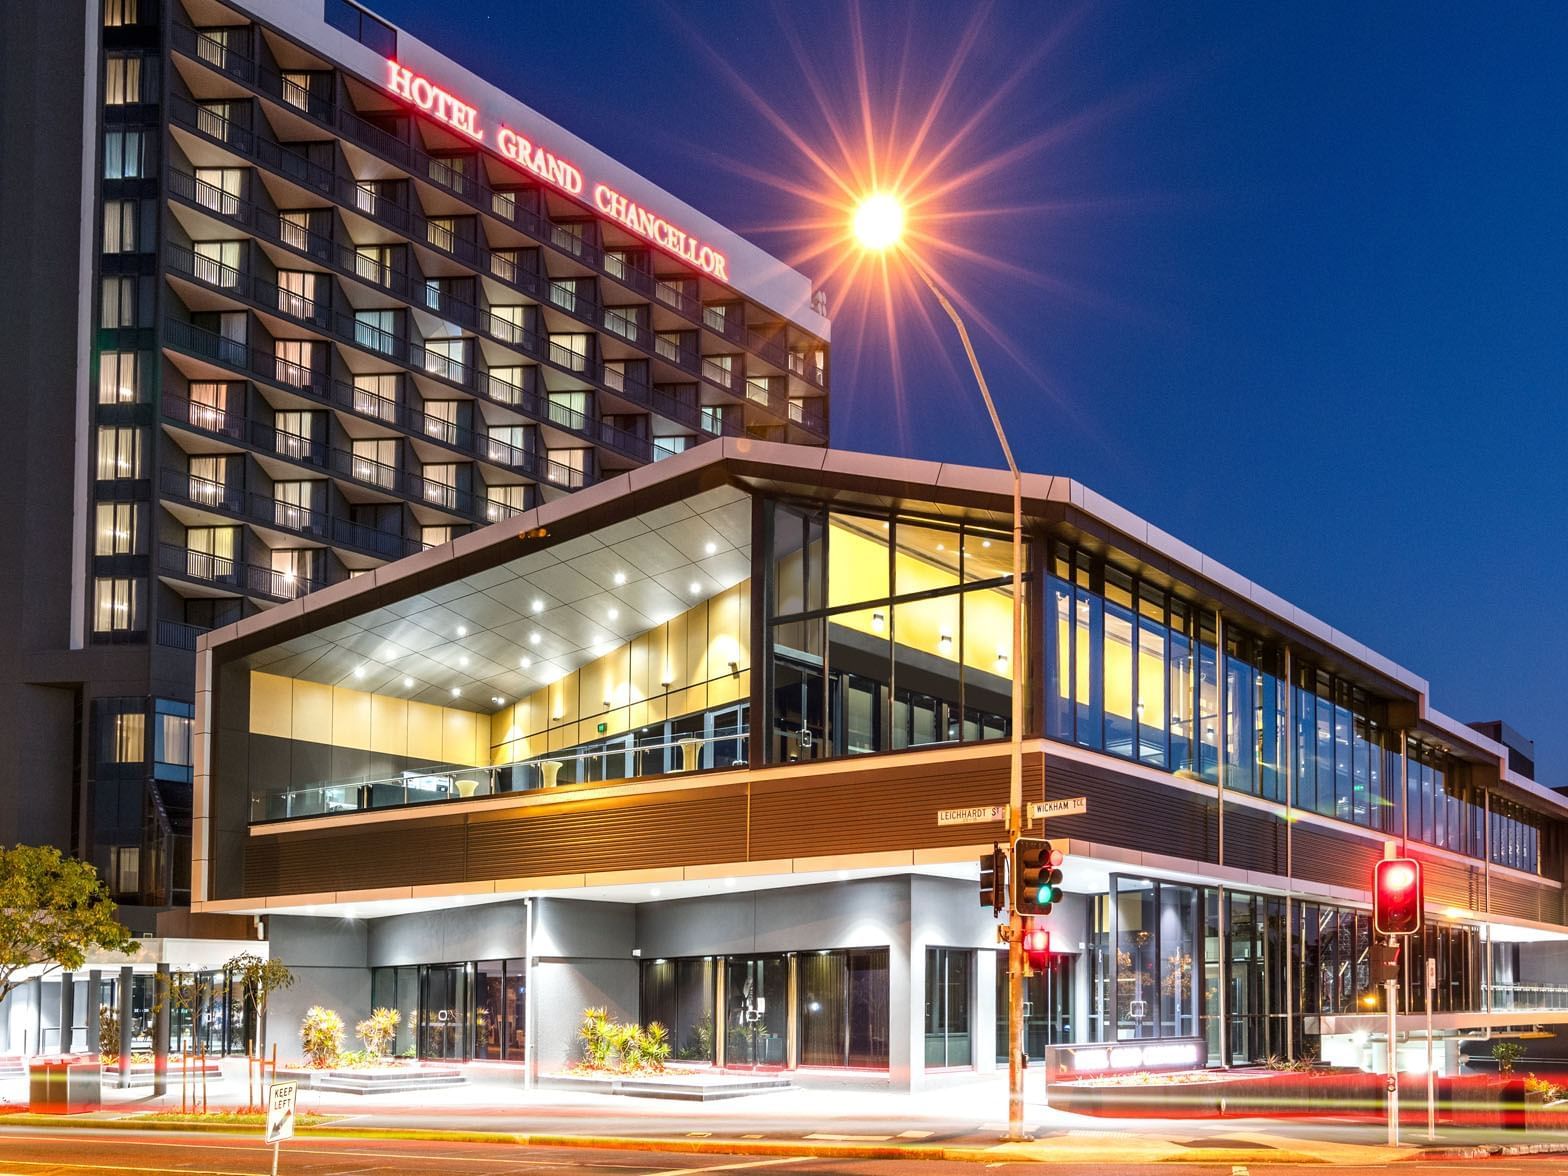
[386,62,730,281]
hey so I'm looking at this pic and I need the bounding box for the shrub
[576,1007,673,1073]
[99,1004,120,1061]
[300,1006,344,1069]
[1524,1073,1565,1102]
[356,1007,401,1058]
[1492,1040,1526,1075]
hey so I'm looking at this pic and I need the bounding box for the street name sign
[937,804,1008,827]
[1028,796,1088,820]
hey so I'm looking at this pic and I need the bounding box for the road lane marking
[0,1134,585,1168]
[803,1133,893,1142]
[897,1130,933,1139]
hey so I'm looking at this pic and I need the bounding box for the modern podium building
[188,440,1568,1087]
[0,0,829,927]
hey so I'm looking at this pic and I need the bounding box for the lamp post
[853,195,1029,1140]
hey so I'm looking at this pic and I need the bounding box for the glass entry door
[724,954,788,1068]
[419,964,469,1060]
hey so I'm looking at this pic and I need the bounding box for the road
[0,1130,1563,1176]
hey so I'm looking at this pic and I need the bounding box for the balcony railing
[1484,983,1568,1012]
[169,17,829,400]
[157,541,320,603]
[156,619,211,651]
[251,730,749,822]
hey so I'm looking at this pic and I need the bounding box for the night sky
[367,1,1568,786]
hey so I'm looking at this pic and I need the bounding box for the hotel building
[179,441,1567,1086]
[0,0,830,928]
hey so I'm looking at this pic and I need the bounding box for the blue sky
[369,1,1568,785]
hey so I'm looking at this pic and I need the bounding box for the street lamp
[852,193,1030,1140]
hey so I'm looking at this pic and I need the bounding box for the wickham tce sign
[385,62,732,281]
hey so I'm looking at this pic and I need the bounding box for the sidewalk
[3,1070,1566,1165]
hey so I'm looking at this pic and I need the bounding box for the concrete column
[117,967,133,1088]
[887,878,917,1090]
[85,971,101,1059]
[974,948,999,1071]
[1074,945,1092,1044]
[30,976,42,1057]
[152,964,170,1097]
[57,972,74,1055]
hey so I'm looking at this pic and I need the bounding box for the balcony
[157,540,320,603]
[168,20,830,408]
[158,462,424,562]
[250,729,749,823]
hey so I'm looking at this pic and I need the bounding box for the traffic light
[1014,838,1065,915]
[978,845,1006,915]
[1022,921,1051,972]
[1373,857,1423,936]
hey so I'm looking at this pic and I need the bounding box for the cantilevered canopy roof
[241,486,749,711]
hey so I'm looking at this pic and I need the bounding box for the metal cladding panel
[246,815,467,895]
[1421,856,1484,912]
[463,787,748,878]
[1219,804,1286,876]
[746,752,1042,862]
[1289,824,1382,892]
[1041,757,1213,862]
[1489,874,1566,924]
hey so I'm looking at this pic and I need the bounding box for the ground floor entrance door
[419,964,469,1060]
[723,954,788,1068]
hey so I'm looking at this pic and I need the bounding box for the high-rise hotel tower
[0,0,830,928]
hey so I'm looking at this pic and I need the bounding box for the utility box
[28,1058,102,1114]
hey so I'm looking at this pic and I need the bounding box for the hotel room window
[93,577,144,632]
[94,503,143,556]
[95,427,143,480]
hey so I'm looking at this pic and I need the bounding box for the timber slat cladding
[1290,823,1382,890]
[746,752,1041,861]
[464,788,749,878]
[247,814,467,895]
[1042,757,1213,862]
[1220,804,1287,875]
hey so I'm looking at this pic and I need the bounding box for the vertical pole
[86,971,101,1060]
[909,253,1027,1139]
[271,1141,280,1176]
[152,964,170,1098]
[58,972,74,1055]
[1214,610,1228,1070]
[1386,942,1399,1148]
[1006,470,1026,1138]
[1282,647,1295,1060]
[1425,956,1436,1139]
[117,967,133,1089]
[1483,789,1493,1014]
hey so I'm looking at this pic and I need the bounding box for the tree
[223,951,294,1055]
[0,844,138,1005]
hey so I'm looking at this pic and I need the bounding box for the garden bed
[541,1070,794,1101]
[275,1063,466,1095]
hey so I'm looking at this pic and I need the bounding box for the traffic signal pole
[1386,932,1399,1147]
[910,252,1026,1141]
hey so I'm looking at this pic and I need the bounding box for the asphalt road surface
[0,1130,1564,1176]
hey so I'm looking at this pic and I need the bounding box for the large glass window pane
[1197,634,1219,781]
[827,606,887,756]
[1074,589,1103,751]
[1046,578,1073,739]
[1115,878,1157,1039]
[1137,619,1168,766]
[827,514,889,608]
[1224,654,1256,794]
[1102,602,1135,758]
[893,595,961,747]
[924,948,972,1067]
[962,584,1014,743]
[894,522,960,596]
[771,505,823,617]
[1170,630,1193,771]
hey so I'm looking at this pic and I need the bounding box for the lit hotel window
[97,351,142,404]
[103,0,137,27]
[92,577,143,632]
[95,426,143,480]
[94,502,143,556]
[102,199,138,253]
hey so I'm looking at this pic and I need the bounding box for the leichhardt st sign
[384,62,731,281]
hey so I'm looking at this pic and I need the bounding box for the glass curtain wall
[369,960,527,1061]
[640,957,717,1062]
[798,948,890,1068]
[1090,878,1481,1063]
[767,502,1023,764]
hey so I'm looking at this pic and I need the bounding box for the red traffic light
[1374,857,1423,936]
[1023,923,1051,970]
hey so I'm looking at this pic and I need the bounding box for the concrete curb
[0,1115,1341,1164]
[1399,1142,1568,1161]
